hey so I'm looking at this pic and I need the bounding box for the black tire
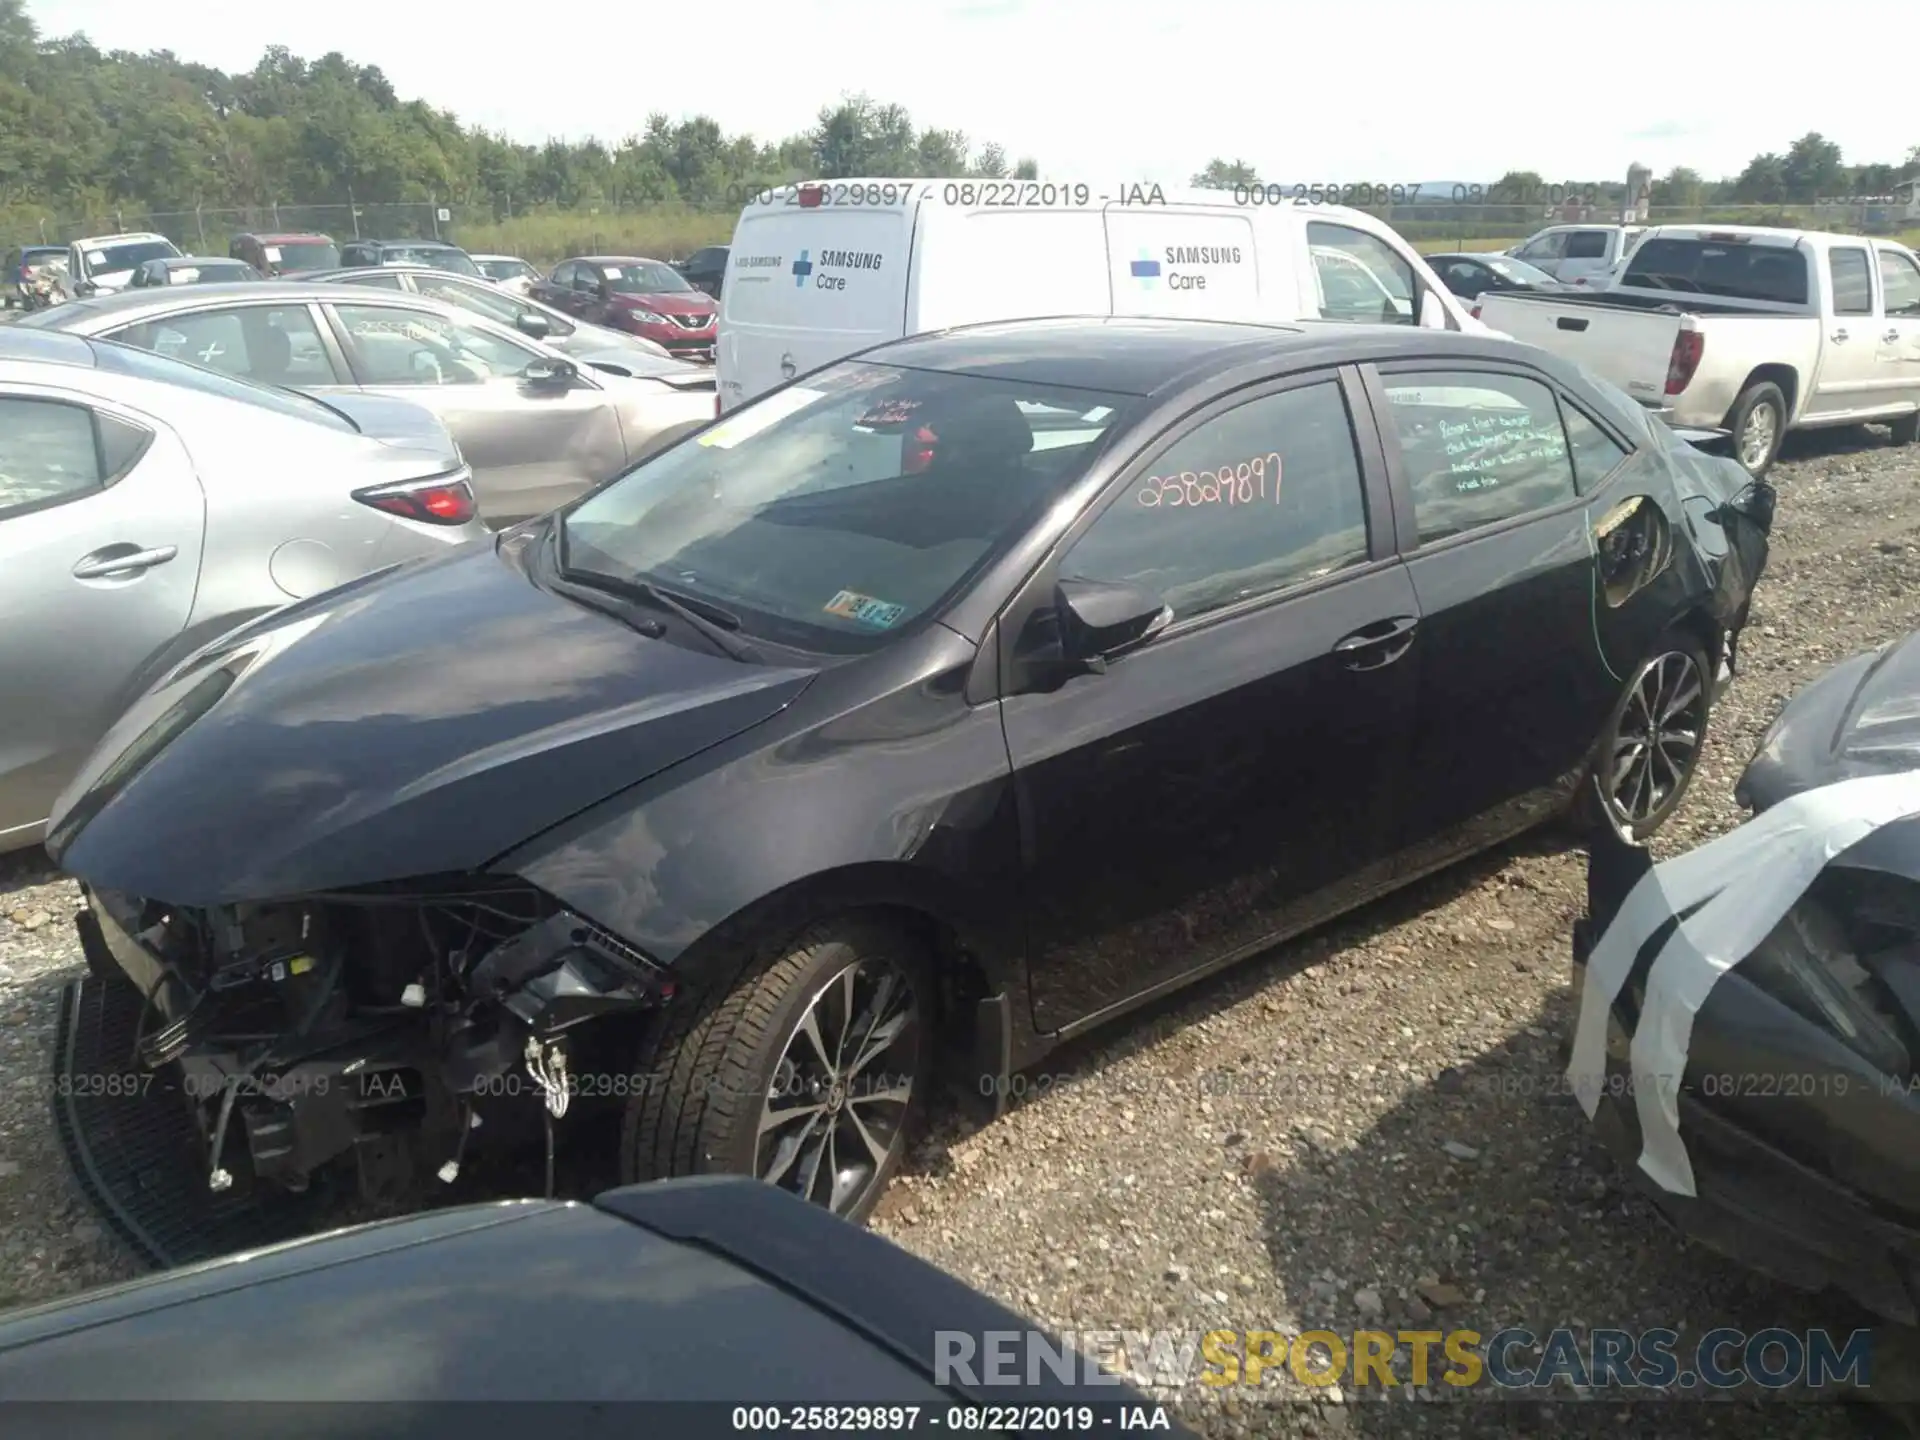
[1578,629,1713,842]
[620,917,932,1223]
[1891,410,1920,448]
[1725,380,1786,479]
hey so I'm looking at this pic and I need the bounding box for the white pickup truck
[1478,225,1920,477]
[1506,223,1645,287]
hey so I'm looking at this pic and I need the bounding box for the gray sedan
[20,283,719,524]
[300,265,683,372]
[0,327,486,853]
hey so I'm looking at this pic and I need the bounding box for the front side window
[1515,231,1567,262]
[560,361,1136,654]
[0,397,105,518]
[1060,381,1371,623]
[1306,222,1417,325]
[1381,371,1577,543]
[1879,250,1920,317]
[332,304,538,386]
[113,304,342,387]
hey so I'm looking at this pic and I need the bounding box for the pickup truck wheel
[620,918,932,1222]
[1578,631,1712,842]
[1727,382,1786,477]
[1891,411,1920,447]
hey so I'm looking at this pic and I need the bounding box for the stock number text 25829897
[1137,453,1282,509]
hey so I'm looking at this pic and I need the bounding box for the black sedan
[46,317,1772,1242]
[1425,252,1567,316]
[0,1174,1186,1438]
[127,255,262,288]
[675,244,729,297]
[1572,630,1920,1324]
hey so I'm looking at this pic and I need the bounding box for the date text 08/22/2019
[722,179,1614,210]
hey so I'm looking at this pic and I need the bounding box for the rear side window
[1306,222,1418,326]
[1622,239,1810,304]
[1560,403,1631,492]
[1879,250,1920,317]
[0,398,151,520]
[1829,248,1875,316]
[1381,371,1577,543]
[1062,381,1370,621]
[1564,231,1610,260]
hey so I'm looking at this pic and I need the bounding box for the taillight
[353,471,477,526]
[902,424,937,473]
[1664,329,1705,396]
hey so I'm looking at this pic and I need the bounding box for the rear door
[1874,247,1920,411]
[1365,363,1618,866]
[0,388,204,843]
[1102,204,1260,318]
[1558,229,1616,285]
[323,299,624,524]
[716,189,916,412]
[1809,243,1885,419]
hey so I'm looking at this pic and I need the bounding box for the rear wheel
[1726,381,1786,478]
[620,918,932,1222]
[1582,632,1712,841]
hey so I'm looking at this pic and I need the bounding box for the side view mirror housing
[523,357,578,390]
[74,280,97,296]
[1056,577,1172,671]
[1726,478,1776,534]
[515,311,552,340]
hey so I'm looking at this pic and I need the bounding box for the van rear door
[717,188,916,411]
[1103,204,1261,318]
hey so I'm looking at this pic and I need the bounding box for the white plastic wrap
[1567,770,1920,1195]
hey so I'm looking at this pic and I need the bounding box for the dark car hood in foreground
[47,542,816,906]
[1738,632,1920,812]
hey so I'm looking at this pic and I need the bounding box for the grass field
[451,213,1920,267]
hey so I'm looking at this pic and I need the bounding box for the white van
[716,181,1486,410]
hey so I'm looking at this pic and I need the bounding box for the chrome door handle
[1831,330,1849,343]
[72,545,178,579]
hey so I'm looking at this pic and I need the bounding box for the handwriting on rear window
[1442,412,1567,490]
[1137,453,1282,509]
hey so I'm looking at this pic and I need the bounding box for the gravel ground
[4,425,1919,1435]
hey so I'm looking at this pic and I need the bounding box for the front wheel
[620,918,932,1222]
[1583,633,1712,841]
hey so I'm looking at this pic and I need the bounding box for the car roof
[0,327,99,368]
[865,316,1547,398]
[356,238,462,249]
[240,232,333,243]
[73,232,170,246]
[576,254,666,265]
[29,280,476,326]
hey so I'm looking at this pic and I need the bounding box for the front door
[1367,364,1620,866]
[1809,245,1885,420]
[324,300,625,524]
[1875,248,1920,412]
[1000,372,1420,1034]
[0,390,204,842]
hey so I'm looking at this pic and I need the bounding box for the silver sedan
[20,283,720,525]
[300,264,686,372]
[0,326,487,853]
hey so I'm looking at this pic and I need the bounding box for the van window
[560,360,1136,654]
[1306,223,1417,325]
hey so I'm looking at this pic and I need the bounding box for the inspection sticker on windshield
[824,590,906,629]
[603,265,624,279]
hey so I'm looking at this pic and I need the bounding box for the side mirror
[515,311,552,340]
[523,357,578,389]
[75,280,97,296]
[1056,578,1172,671]
[1726,479,1776,533]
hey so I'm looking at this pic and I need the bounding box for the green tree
[1191,158,1257,188]
[1730,153,1787,204]
[1651,165,1703,208]
[1779,132,1845,201]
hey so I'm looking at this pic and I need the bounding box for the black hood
[1737,633,1920,814]
[47,541,816,907]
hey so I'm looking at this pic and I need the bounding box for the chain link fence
[2,201,455,254]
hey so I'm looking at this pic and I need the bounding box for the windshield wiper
[562,568,758,662]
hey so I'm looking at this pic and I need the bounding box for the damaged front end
[1569,775,1920,1322]
[70,874,671,1217]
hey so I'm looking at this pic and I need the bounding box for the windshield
[85,336,356,432]
[1621,238,1810,304]
[271,241,340,271]
[603,261,693,294]
[384,245,482,277]
[478,258,535,280]
[559,361,1136,654]
[90,240,179,273]
[1484,256,1556,285]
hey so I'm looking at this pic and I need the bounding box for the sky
[26,0,1913,184]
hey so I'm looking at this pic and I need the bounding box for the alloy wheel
[1738,402,1778,472]
[754,956,921,1215]
[1606,650,1706,826]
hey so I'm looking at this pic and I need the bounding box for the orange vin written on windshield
[1137,452,1283,509]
